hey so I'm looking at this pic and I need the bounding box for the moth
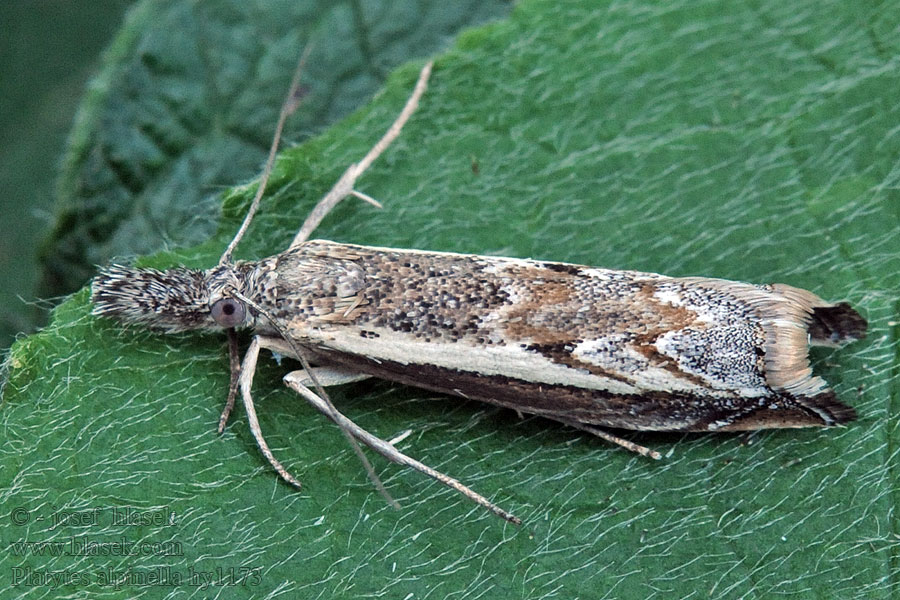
[91,60,867,524]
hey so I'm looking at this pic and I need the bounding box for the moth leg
[235,336,303,488]
[241,334,400,508]
[281,366,372,388]
[283,371,522,525]
[217,328,242,434]
[560,420,662,460]
[290,61,433,247]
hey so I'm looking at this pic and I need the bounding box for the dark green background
[0,0,132,345]
[2,1,898,598]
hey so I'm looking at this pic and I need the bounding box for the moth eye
[210,298,246,328]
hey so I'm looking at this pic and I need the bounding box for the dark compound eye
[210,298,246,328]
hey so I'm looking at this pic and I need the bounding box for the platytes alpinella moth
[91,61,867,524]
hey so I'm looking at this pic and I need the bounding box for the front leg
[232,335,304,488]
[280,365,371,388]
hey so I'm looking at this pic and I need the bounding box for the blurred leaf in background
[0,0,133,345]
[2,0,898,598]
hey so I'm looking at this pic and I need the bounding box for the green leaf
[40,0,513,296]
[4,1,898,598]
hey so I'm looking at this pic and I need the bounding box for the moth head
[91,264,251,332]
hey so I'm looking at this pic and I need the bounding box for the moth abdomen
[809,303,868,347]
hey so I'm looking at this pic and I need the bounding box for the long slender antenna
[219,40,315,265]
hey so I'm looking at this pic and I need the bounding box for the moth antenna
[291,60,433,247]
[219,40,315,265]
[232,291,399,509]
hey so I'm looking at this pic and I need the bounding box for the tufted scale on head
[91,264,219,332]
